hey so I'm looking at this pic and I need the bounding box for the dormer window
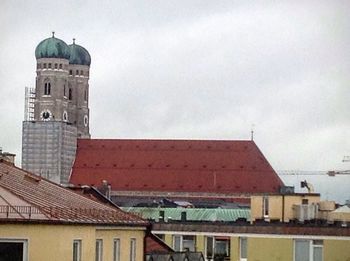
[44,82,51,95]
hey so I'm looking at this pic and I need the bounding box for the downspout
[282,195,285,222]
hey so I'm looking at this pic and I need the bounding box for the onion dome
[35,32,70,60]
[68,39,91,66]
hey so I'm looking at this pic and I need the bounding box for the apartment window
[240,237,247,261]
[173,235,181,251]
[113,239,120,261]
[69,88,72,100]
[173,235,196,252]
[69,70,73,75]
[76,70,79,75]
[54,63,58,69]
[294,239,323,261]
[0,239,28,261]
[44,82,51,95]
[206,236,214,259]
[37,63,41,69]
[183,235,195,252]
[302,199,309,205]
[73,240,82,261]
[59,64,62,69]
[43,63,47,68]
[95,239,103,261]
[205,236,230,260]
[48,63,51,68]
[130,238,136,261]
[64,84,66,97]
[80,70,83,75]
[263,196,269,217]
[84,89,87,101]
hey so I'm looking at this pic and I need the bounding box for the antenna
[250,124,255,141]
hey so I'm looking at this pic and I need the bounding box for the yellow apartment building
[0,160,149,261]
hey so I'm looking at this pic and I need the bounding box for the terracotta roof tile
[70,139,283,194]
[0,161,147,226]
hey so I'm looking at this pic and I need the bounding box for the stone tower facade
[22,33,91,184]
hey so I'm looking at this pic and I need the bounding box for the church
[22,33,283,197]
[22,33,91,184]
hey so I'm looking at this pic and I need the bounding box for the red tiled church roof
[0,160,147,225]
[70,139,284,194]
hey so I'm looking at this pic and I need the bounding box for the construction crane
[279,156,350,177]
[327,155,350,176]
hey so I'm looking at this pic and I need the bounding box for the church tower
[22,33,91,184]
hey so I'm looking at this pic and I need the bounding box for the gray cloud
[0,0,349,198]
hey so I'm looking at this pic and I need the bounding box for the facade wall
[251,194,321,222]
[247,237,293,261]
[155,231,350,261]
[323,240,350,261]
[0,224,145,261]
[96,228,145,261]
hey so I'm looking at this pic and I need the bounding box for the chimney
[0,148,16,165]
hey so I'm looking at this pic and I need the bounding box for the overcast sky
[1,1,349,177]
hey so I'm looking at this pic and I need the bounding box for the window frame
[263,196,269,218]
[130,238,136,261]
[113,238,120,261]
[73,239,82,261]
[239,237,247,261]
[95,239,103,261]
[0,239,28,261]
[294,239,323,261]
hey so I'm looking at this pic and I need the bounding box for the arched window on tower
[44,82,51,95]
[69,88,72,100]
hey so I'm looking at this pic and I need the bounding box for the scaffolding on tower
[24,87,36,121]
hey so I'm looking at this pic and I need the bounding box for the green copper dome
[35,33,70,60]
[68,41,91,66]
